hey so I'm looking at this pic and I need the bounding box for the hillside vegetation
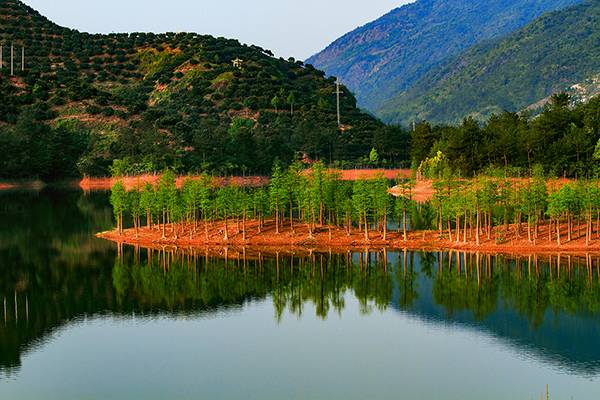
[0,0,407,179]
[382,0,600,124]
[410,93,600,179]
[307,0,581,115]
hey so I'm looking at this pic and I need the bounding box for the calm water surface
[1,188,600,399]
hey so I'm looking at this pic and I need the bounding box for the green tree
[371,174,391,240]
[269,162,287,234]
[395,179,415,241]
[287,92,296,115]
[352,179,371,241]
[128,188,142,238]
[369,148,379,165]
[140,183,155,229]
[110,180,127,234]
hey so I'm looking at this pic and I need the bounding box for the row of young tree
[110,162,417,242]
[109,163,600,247]
[432,174,600,246]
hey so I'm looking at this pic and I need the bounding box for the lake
[1,188,599,400]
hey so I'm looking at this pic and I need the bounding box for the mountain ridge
[306,0,583,116]
[380,0,600,124]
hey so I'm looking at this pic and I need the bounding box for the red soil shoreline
[80,169,411,191]
[97,219,600,256]
[79,175,270,191]
[0,180,46,191]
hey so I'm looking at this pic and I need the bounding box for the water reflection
[3,242,600,376]
[1,189,600,382]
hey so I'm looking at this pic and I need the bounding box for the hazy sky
[22,0,411,60]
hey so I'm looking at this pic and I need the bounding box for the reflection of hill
[0,188,115,373]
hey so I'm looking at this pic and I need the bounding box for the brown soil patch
[335,169,411,180]
[389,180,434,203]
[97,219,600,257]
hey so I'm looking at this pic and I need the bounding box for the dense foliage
[411,94,600,178]
[0,0,407,179]
[307,0,581,115]
[424,172,600,248]
[382,0,600,124]
[109,163,416,241]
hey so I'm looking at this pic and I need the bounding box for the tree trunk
[242,211,247,241]
[476,210,480,245]
[403,209,407,242]
[319,202,324,226]
[456,215,460,244]
[469,210,473,239]
[290,196,294,232]
[383,213,388,240]
[463,211,467,243]
[275,200,280,234]
[119,211,123,235]
[223,211,229,241]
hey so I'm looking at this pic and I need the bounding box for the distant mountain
[306,0,583,117]
[381,0,600,124]
[0,0,395,179]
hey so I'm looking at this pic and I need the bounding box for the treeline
[412,94,600,178]
[432,174,600,246]
[109,162,416,241]
[0,111,87,179]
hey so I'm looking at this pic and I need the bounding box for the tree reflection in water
[2,243,600,376]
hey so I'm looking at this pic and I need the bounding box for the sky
[22,0,411,60]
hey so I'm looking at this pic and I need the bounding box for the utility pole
[10,43,14,76]
[21,46,24,71]
[335,79,342,127]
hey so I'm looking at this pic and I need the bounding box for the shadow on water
[1,189,600,379]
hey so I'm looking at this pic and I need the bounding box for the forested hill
[0,0,406,180]
[306,0,582,114]
[381,0,600,125]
